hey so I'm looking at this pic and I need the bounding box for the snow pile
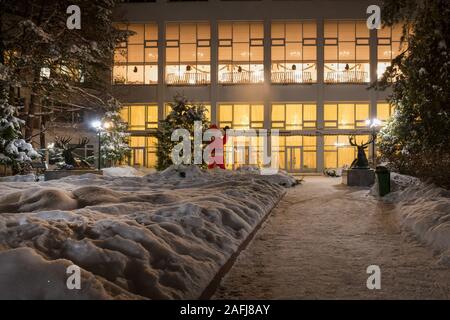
[236,166,298,187]
[376,173,450,265]
[0,173,36,182]
[102,166,143,177]
[0,165,292,299]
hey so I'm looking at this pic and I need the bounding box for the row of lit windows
[126,133,369,170]
[120,103,395,131]
[113,21,404,85]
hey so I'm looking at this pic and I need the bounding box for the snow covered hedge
[0,89,39,172]
[0,166,294,299]
[373,173,450,265]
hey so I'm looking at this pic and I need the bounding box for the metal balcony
[325,71,368,83]
[219,71,264,84]
[271,71,313,84]
[166,72,210,85]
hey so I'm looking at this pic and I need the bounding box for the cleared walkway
[213,177,450,299]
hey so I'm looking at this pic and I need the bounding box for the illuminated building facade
[112,0,400,172]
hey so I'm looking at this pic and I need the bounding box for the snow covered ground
[102,166,145,177]
[215,176,450,299]
[0,165,293,299]
[373,173,450,265]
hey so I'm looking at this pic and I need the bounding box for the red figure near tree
[207,124,229,169]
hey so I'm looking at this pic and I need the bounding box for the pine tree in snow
[375,0,450,187]
[156,94,210,171]
[0,0,130,146]
[100,98,131,167]
[0,88,39,173]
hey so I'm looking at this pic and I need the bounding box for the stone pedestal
[44,170,103,181]
[342,169,375,187]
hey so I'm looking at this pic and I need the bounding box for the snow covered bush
[0,89,39,174]
[375,0,450,188]
[375,173,450,266]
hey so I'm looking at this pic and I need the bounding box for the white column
[263,18,272,131]
[210,18,218,125]
[369,28,378,119]
[316,17,325,173]
[369,27,378,160]
[263,18,272,160]
[157,19,165,127]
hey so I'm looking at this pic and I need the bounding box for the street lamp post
[365,118,382,168]
[92,120,102,171]
[97,130,102,171]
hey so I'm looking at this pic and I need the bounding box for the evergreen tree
[0,88,39,173]
[156,95,210,171]
[100,98,131,167]
[375,0,450,187]
[0,0,129,147]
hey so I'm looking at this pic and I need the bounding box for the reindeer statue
[54,136,91,168]
[349,135,374,169]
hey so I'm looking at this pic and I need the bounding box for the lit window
[218,22,264,84]
[128,135,157,168]
[120,105,158,130]
[271,21,317,83]
[324,21,370,83]
[324,135,369,168]
[113,23,158,85]
[377,103,395,125]
[271,103,316,129]
[324,103,369,129]
[219,104,264,129]
[166,22,211,85]
[377,25,404,79]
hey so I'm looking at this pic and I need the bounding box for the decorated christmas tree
[156,94,210,171]
[100,98,131,167]
[0,88,39,174]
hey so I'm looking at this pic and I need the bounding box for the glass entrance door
[286,146,302,172]
[131,148,145,167]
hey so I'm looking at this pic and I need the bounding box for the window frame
[218,21,265,84]
[271,103,317,129]
[120,104,159,131]
[128,135,158,168]
[270,20,317,84]
[113,23,158,85]
[377,24,404,79]
[324,103,370,129]
[377,103,396,125]
[218,103,264,129]
[324,20,370,84]
[165,22,211,85]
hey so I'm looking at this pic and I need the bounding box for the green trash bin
[375,166,390,197]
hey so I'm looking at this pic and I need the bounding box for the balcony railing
[219,71,264,84]
[325,71,368,83]
[166,73,210,85]
[271,71,313,84]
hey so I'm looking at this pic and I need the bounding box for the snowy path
[213,177,450,299]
